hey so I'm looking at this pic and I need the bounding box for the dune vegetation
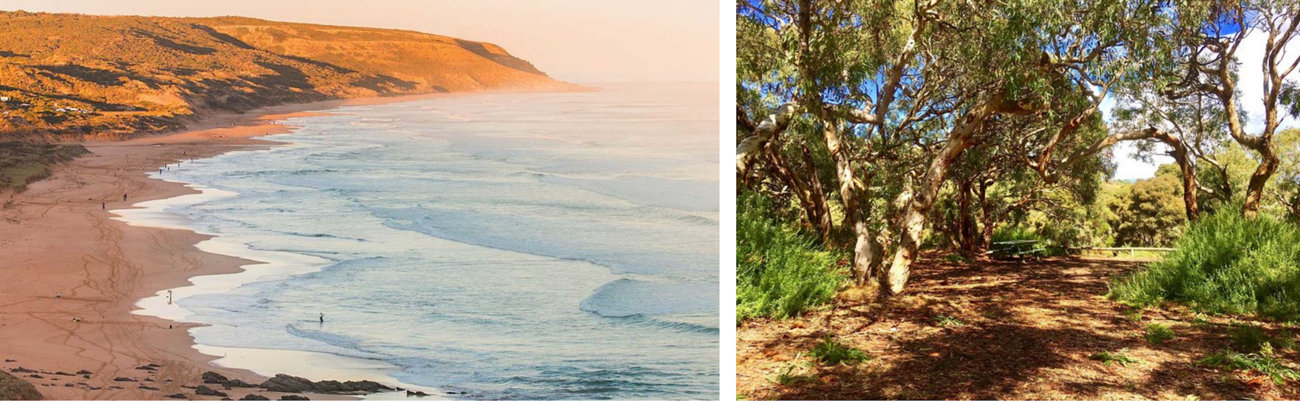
[0,141,87,192]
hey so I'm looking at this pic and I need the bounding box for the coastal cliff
[0,11,578,141]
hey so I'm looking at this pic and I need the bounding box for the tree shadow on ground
[741,257,1298,400]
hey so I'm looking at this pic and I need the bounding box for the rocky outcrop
[258,374,392,394]
[258,375,315,393]
[202,372,230,385]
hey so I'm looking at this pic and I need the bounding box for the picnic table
[987,239,1045,261]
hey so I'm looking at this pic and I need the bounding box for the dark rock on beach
[226,379,258,388]
[259,374,391,394]
[280,396,310,400]
[113,377,136,382]
[9,367,35,374]
[202,371,230,385]
[165,393,188,399]
[259,374,315,393]
[240,394,270,401]
[315,379,391,393]
[140,385,160,391]
[196,385,228,397]
[75,370,91,375]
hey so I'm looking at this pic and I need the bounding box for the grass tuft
[1145,323,1176,344]
[1089,348,1139,366]
[810,335,871,365]
[770,353,816,386]
[933,314,966,328]
[1198,346,1300,385]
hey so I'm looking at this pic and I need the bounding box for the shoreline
[0,92,466,400]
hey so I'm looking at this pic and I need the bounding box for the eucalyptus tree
[737,0,1177,295]
[1164,0,1300,219]
[875,0,1177,295]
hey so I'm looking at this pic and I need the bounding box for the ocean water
[134,83,719,399]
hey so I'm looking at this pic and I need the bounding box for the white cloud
[1112,142,1173,181]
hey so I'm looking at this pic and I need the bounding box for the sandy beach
[0,95,444,400]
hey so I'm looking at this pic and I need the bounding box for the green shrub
[1198,346,1300,385]
[1231,325,1297,351]
[1145,323,1176,344]
[1109,208,1300,322]
[992,226,1038,243]
[737,191,845,321]
[810,335,871,365]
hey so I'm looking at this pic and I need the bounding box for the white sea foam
[120,83,719,399]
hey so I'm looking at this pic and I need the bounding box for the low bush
[1231,325,1297,352]
[737,191,845,321]
[1109,208,1300,322]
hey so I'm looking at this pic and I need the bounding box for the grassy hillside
[0,10,576,140]
[0,141,88,192]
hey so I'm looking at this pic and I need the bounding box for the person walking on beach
[123,193,128,202]
[167,290,173,305]
[319,313,324,323]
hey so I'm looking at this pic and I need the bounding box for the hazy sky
[2,0,719,84]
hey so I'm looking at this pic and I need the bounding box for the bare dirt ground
[737,257,1300,400]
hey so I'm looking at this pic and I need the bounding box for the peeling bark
[882,98,997,295]
[820,115,882,283]
[736,104,797,183]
